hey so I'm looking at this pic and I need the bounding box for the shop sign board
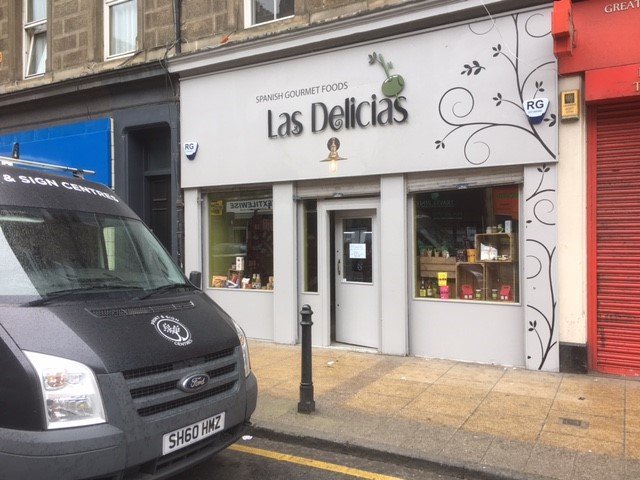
[226,199,273,213]
[585,64,640,102]
[0,119,112,187]
[180,8,557,187]
[553,0,640,75]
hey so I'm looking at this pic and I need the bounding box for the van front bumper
[0,422,125,479]
[0,371,257,480]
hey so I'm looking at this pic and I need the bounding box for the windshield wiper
[25,285,144,307]
[135,283,194,301]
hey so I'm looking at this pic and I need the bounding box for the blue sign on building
[0,118,112,187]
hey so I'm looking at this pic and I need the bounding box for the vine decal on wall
[435,13,556,165]
[526,163,557,370]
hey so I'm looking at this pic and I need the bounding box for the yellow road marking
[229,444,404,480]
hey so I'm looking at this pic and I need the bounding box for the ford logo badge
[179,373,210,393]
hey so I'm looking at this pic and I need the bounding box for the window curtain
[28,32,47,75]
[110,0,137,55]
[28,0,47,23]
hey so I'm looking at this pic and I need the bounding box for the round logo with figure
[151,315,193,346]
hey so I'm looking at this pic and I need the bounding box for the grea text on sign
[604,1,640,13]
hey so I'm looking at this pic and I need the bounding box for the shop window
[208,191,273,290]
[303,200,318,292]
[24,0,47,77]
[104,0,137,58]
[414,186,519,303]
[244,0,294,27]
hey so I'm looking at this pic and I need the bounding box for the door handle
[337,259,341,276]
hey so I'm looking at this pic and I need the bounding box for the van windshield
[0,207,188,302]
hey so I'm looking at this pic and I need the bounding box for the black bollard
[298,304,315,413]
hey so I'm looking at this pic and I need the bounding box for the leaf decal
[547,114,556,127]
[461,61,485,76]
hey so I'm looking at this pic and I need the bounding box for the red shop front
[553,0,640,375]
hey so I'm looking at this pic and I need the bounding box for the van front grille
[129,364,237,399]
[137,382,236,417]
[122,347,238,417]
[122,347,235,380]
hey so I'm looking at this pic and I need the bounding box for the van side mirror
[188,271,202,289]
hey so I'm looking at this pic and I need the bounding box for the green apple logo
[368,52,405,97]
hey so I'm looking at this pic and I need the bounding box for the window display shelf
[419,255,456,279]
[475,233,517,262]
[452,232,518,302]
[456,262,484,300]
[418,255,456,299]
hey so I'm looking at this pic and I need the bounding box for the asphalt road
[171,436,476,480]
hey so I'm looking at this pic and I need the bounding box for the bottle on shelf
[426,281,434,297]
[419,278,427,297]
[492,277,501,300]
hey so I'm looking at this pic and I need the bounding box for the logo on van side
[151,315,193,346]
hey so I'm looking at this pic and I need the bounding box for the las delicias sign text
[264,52,409,139]
[266,94,408,138]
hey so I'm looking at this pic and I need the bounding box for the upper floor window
[245,0,294,27]
[104,0,137,58]
[24,0,47,77]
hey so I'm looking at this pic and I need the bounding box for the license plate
[162,412,225,455]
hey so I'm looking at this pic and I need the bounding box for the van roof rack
[0,156,95,179]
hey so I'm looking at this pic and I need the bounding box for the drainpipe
[173,0,182,54]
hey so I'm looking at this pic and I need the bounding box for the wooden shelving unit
[418,233,518,302]
[419,255,456,298]
[456,233,518,302]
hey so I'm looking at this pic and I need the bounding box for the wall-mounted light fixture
[320,137,346,173]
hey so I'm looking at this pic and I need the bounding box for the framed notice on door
[349,243,366,259]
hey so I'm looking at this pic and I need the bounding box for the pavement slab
[248,340,640,479]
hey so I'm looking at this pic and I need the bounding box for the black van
[0,159,257,479]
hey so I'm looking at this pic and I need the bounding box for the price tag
[437,272,448,287]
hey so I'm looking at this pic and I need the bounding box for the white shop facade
[174,3,560,371]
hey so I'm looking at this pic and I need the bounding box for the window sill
[245,15,294,30]
[23,72,46,80]
[414,297,521,306]
[208,287,274,292]
[104,50,137,62]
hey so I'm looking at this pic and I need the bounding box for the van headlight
[24,351,106,429]
[232,322,251,377]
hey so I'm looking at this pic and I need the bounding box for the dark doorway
[126,125,173,253]
[148,175,171,252]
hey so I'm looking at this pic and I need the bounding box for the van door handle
[337,259,341,276]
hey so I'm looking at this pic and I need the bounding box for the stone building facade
[0,0,421,265]
[0,0,416,95]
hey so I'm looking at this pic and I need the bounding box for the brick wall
[0,0,8,84]
[144,0,176,50]
[180,0,235,51]
[0,0,414,94]
[51,0,93,71]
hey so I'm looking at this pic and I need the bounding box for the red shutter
[589,100,640,375]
